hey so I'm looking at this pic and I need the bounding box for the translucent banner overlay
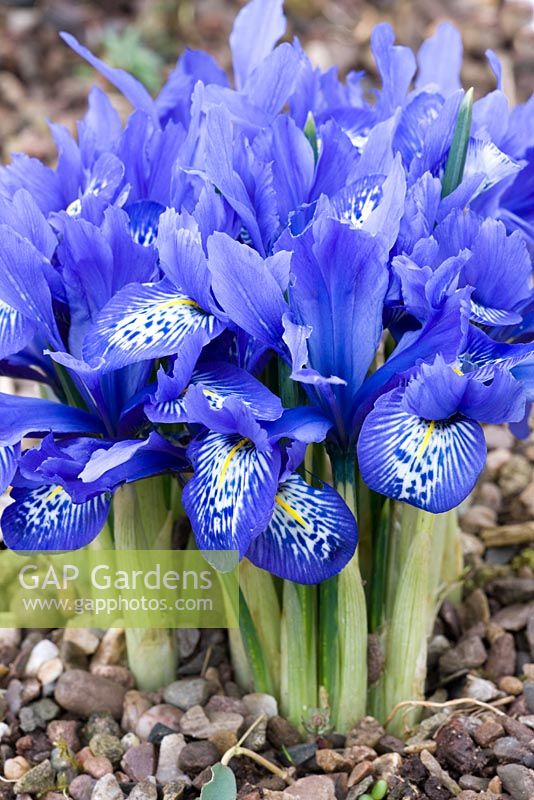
[0,549,239,629]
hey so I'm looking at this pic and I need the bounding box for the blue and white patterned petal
[470,300,522,327]
[0,300,35,360]
[127,201,166,247]
[2,484,110,551]
[183,433,280,558]
[83,279,224,371]
[246,473,357,584]
[460,326,534,380]
[145,396,188,424]
[463,138,523,197]
[330,176,384,228]
[0,445,18,494]
[147,364,283,424]
[358,388,486,513]
[192,364,283,420]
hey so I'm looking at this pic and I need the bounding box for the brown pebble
[316,746,376,773]
[501,714,534,743]
[435,719,482,774]
[76,747,94,766]
[90,664,135,689]
[486,621,505,644]
[347,760,373,787]
[404,739,437,754]
[54,670,127,720]
[208,729,237,756]
[266,716,302,749]
[345,716,385,749]
[473,718,504,746]
[47,719,81,752]
[498,675,524,695]
[487,775,502,793]
[485,633,516,680]
[83,755,113,779]
[372,751,402,777]
[121,742,156,781]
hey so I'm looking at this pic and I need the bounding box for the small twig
[221,714,293,784]
[385,695,512,726]
[200,646,213,678]
[221,746,293,783]
[235,714,266,748]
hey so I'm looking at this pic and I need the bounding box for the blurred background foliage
[0,0,532,163]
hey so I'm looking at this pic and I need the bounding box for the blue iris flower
[0,0,532,580]
[181,398,357,584]
[358,355,527,513]
[0,206,191,550]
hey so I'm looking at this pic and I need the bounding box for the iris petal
[147,362,283,424]
[2,484,110,550]
[464,138,522,196]
[83,279,223,371]
[0,445,18,494]
[470,300,522,327]
[246,473,357,584]
[0,300,35,360]
[330,176,384,227]
[358,387,486,513]
[183,433,280,557]
[127,200,166,247]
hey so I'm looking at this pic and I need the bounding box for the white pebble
[24,640,59,678]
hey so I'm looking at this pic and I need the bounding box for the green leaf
[200,764,237,800]
[304,111,319,163]
[239,589,275,694]
[441,88,474,198]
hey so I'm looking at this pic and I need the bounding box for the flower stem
[327,449,368,733]
[372,504,436,735]
[240,560,281,696]
[113,480,178,691]
[280,580,318,731]
[236,588,275,695]
[439,509,463,606]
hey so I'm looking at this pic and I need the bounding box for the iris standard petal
[83,279,223,371]
[229,0,285,90]
[60,32,157,121]
[208,232,289,347]
[416,22,463,97]
[183,432,280,557]
[3,484,110,551]
[246,473,357,584]
[358,387,486,513]
[0,225,62,350]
